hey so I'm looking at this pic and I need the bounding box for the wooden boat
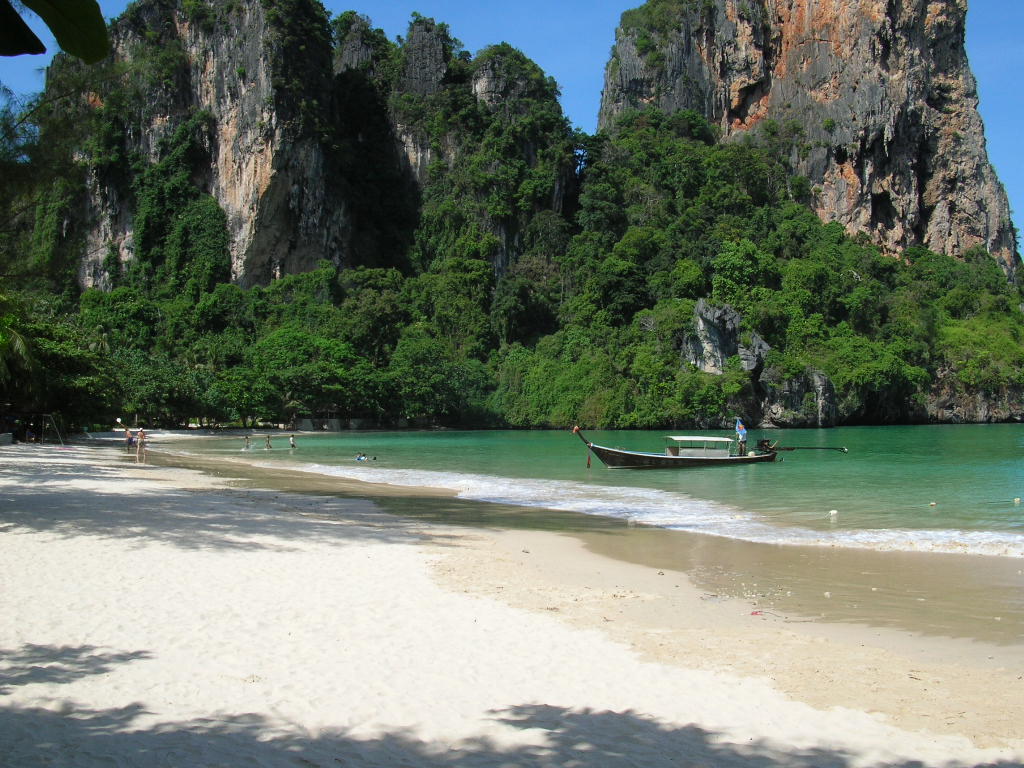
[572,426,777,468]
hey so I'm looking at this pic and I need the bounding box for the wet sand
[146,439,1024,647]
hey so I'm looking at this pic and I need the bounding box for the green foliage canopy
[2,7,1022,433]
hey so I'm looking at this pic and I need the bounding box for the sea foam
[263,460,1024,559]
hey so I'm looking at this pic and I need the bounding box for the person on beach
[289,435,296,449]
[125,428,134,449]
[244,435,251,451]
[265,435,272,449]
[135,428,146,462]
[356,452,366,461]
[735,419,747,455]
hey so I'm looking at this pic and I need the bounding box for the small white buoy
[829,509,838,517]
[929,502,937,507]
[1014,498,1021,505]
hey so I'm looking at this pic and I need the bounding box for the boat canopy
[665,436,734,443]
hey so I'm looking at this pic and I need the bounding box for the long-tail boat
[572,426,778,468]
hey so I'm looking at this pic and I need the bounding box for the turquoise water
[170,424,1024,558]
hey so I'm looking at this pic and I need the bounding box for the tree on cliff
[4,3,1023,429]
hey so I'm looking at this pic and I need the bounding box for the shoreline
[3,442,1023,764]
[142,435,1024,646]
[135,427,1024,561]
[142,439,1024,739]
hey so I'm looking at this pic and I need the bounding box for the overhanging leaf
[22,0,109,63]
[0,0,47,56]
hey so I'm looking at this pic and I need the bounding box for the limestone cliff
[370,15,453,187]
[71,4,570,287]
[74,0,347,288]
[337,16,575,276]
[926,369,1024,423]
[599,0,1019,278]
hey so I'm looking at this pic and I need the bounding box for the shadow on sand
[5,688,1018,767]
[0,644,153,695]
[2,450,1022,766]
[1,642,1020,768]
[0,444,632,553]
[0,446,438,552]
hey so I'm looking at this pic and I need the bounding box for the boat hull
[586,441,777,469]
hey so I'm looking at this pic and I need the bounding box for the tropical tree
[0,292,32,390]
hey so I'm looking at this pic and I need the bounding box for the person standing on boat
[735,418,747,455]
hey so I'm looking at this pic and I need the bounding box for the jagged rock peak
[332,12,380,73]
[599,0,1020,278]
[472,44,560,115]
[396,15,452,96]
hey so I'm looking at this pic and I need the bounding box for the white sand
[1,443,1022,767]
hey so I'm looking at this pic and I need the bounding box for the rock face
[926,369,1024,422]
[384,17,453,186]
[685,299,767,375]
[71,5,569,288]
[353,19,574,276]
[75,0,346,287]
[599,0,1019,278]
[684,300,838,426]
[758,368,838,427]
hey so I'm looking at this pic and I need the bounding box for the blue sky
[2,0,1020,240]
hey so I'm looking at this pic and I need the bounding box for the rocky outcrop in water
[926,370,1024,423]
[687,299,1024,426]
[599,0,1019,278]
[757,368,838,427]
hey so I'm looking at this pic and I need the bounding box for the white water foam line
[258,461,1024,559]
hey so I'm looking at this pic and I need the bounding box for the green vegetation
[619,0,713,69]
[1,4,1021,436]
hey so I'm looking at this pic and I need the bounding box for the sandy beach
[1,441,1022,767]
